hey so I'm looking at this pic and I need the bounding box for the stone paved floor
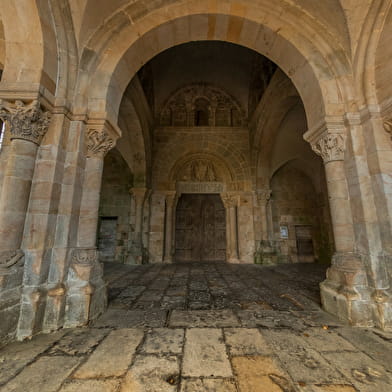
[1,262,392,392]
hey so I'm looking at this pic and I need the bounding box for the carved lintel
[0,99,51,145]
[85,119,120,158]
[221,192,239,209]
[0,250,24,270]
[71,248,98,265]
[311,133,346,163]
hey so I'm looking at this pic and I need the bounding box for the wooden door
[175,194,226,262]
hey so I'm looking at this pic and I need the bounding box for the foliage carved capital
[221,192,239,209]
[85,119,120,158]
[0,99,51,145]
[311,133,346,163]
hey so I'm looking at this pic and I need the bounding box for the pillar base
[64,248,107,328]
[0,259,24,344]
[320,252,392,330]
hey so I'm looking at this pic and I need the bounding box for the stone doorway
[175,194,226,262]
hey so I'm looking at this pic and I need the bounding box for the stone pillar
[221,193,240,263]
[305,126,371,325]
[65,119,120,328]
[256,189,272,244]
[0,99,51,340]
[128,187,148,264]
[254,189,276,264]
[163,191,177,263]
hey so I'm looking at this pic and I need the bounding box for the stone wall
[98,149,133,263]
[270,164,333,264]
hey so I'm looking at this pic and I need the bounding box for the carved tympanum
[86,129,115,158]
[311,133,346,163]
[0,100,51,145]
[179,159,218,182]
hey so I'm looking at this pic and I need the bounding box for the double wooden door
[175,194,226,262]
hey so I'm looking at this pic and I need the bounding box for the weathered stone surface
[93,309,167,328]
[180,378,237,392]
[297,385,357,392]
[1,355,80,392]
[142,328,184,354]
[232,356,295,392]
[261,330,346,384]
[0,330,66,385]
[322,351,392,392]
[59,379,120,392]
[182,328,232,377]
[336,327,392,371]
[224,328,272,355]
[169,310,239,327]
[121,355,180,392]
[301,328,357,353]
[73,329,144,378]
[48,328,109,355]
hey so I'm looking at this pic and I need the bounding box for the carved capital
[0,99,51,145]
[384,119,392,136]
[221,192,239,209]
[71,248,98,265]
[85,119,120,158]
[0,250,24,271]
[311,133,346,163]
[256,189,272,205]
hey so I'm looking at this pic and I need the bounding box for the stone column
[221,193,240,263]
[305,127,370,324]
[0,99,51,339]
[65,119,120,327]
[128,187,148,264]
[254,189,276,264]
[163,191,177,263]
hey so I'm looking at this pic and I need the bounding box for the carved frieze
[86,129,115,158]
[0,99,51,145]
[71,248,98,265]
[311,133,346,163]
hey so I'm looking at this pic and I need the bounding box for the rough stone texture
[224,328,271,355]
[232,356,295,392]
[59,380,120,392]
[182,328,232,377]
[141,328,184,354]
[73,328,144,378]
[0,263,391,390]
[169,310,239,328]
[121,355,180,392]
[261,330,347,384]
[180,378,237,392]
[0,356,80,392]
